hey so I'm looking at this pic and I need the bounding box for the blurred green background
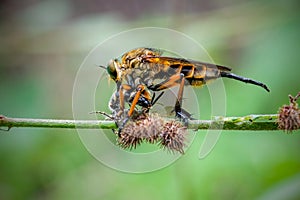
[1,0,300,199]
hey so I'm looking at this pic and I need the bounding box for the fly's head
[106,59,123,83]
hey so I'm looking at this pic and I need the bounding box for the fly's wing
[175,57,232,72]
[176,57,232,72]
[142,56,232,83]
[142,56,232,88]
[143,56,231,72]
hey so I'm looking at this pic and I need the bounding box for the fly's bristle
[159,120,188,154]
[278,93,300,132]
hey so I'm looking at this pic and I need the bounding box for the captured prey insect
[100,47,270,131]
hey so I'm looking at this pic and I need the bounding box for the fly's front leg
[117,84,150,136]
[108,83,130,118]
[111,83,151,117]
[128,84,150,116]
[117,84,132,118]
[108,84,133,135]
[109,90,119,114]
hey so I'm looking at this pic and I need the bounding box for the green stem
[0,115,116,130]
[0,114,283,131]
[190,114,279,130]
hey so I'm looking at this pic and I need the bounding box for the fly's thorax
[121,47,161,67]
[121,61,158,89]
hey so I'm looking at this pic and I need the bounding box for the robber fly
[101,47,270,129]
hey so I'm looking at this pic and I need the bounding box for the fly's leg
[117,84,133,118]
[108,84,131,119]
[108,84,133,135]
[151,92,165,106]
[148,73,192,123]
[174,74,192,125]
[117,84,133,133]
[175,74,185,119]
[115,84,152,135]
[128,84,151,116]
[108,91,119,117]
[119,84,152,117]
[148,73,183,91]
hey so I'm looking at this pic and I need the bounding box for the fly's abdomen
[182,64,219,86]
[185,62,233,86]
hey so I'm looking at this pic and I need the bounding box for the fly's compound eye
[107,59,119,81]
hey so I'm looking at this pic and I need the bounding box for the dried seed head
[278,92,300,132]
[117,113,189,154]
[117,128,143,149]
[117,113,164,149]
[159,120,188,154]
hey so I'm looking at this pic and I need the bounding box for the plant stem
[0,114,286,131]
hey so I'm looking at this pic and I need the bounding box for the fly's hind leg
[149,73,193,123]
[174,73,193,125]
